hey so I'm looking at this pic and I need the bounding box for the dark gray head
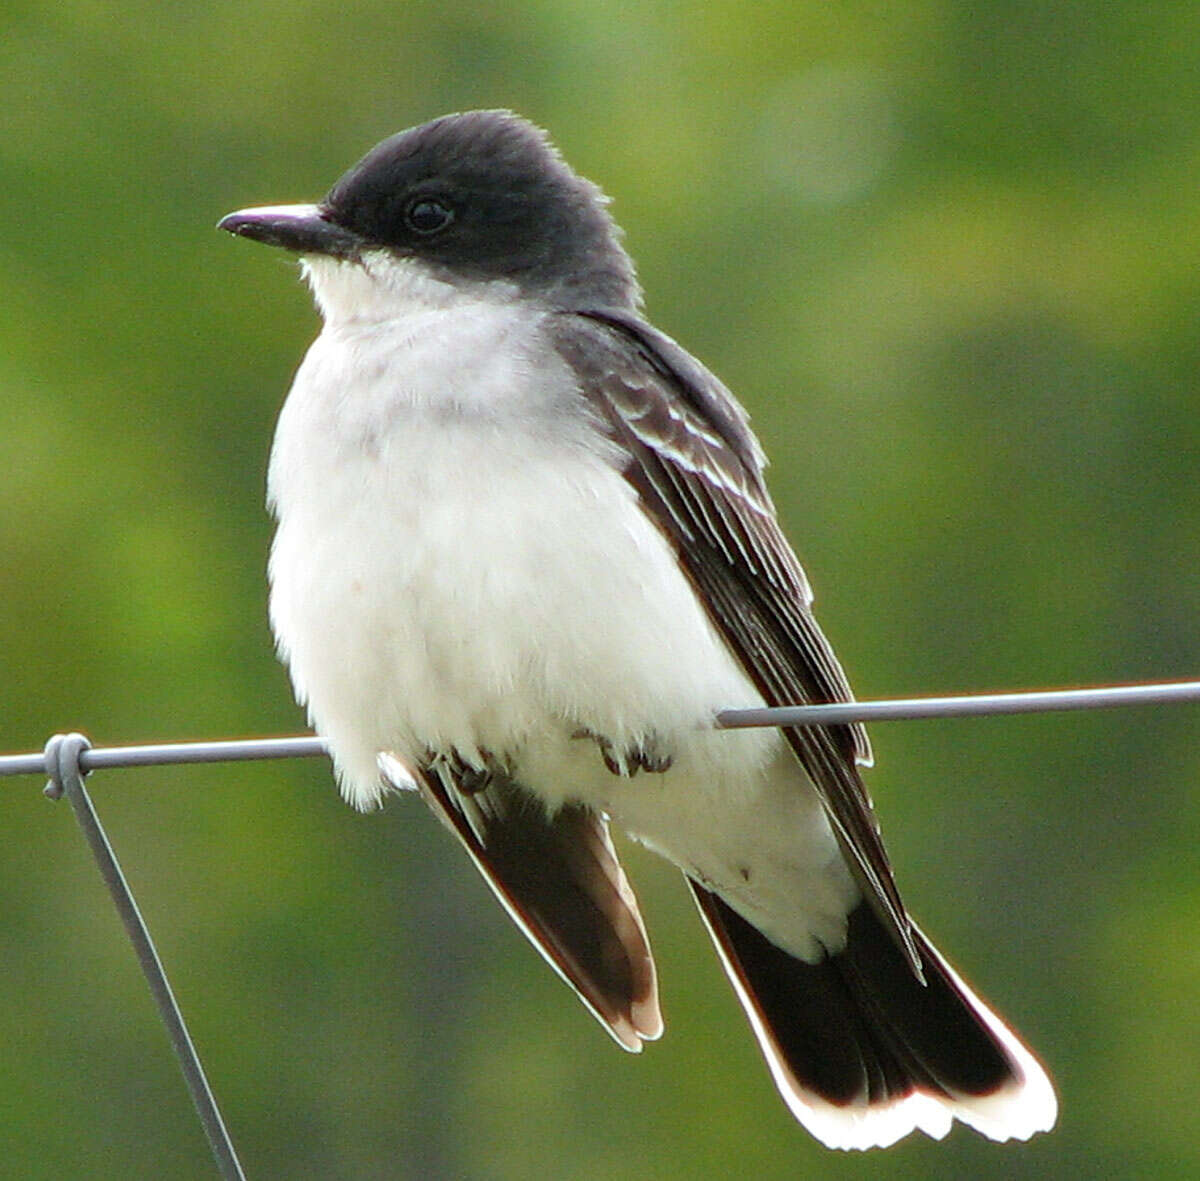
[219,110,640,311]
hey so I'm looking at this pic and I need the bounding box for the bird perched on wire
[220,109,1056,1150]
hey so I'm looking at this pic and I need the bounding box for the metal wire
[0,735,327,778]
[42,734,247,1181]
[3,679,1199,779]
[716,677,1200,728]
[6,674,1199,1180]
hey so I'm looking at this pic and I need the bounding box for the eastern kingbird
[220,110,1056,1150]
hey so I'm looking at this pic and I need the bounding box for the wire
[2,679,1198,778]
[42,734,246,1181]
[0,736,327,778]
[8,674,1198,1179]
[716,678,1200,729]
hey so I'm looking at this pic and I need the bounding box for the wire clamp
[42,732,92,801]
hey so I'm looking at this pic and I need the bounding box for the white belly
[267,290,856,958]
[269,371,772,805]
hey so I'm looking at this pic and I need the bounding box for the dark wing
[379,752,662,1049]
[550,308,921,977]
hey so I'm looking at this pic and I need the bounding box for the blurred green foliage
[1,2,1198,1178]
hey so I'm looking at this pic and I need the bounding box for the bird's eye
[405,198,454,235]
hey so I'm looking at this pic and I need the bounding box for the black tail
[689,882,1056,1150]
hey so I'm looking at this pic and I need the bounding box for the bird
[219,109,1057,1151]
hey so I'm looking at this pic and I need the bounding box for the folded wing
[381,752,662,1050]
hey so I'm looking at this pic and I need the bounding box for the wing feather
[552,309,919,975]
[379,753,663,1048]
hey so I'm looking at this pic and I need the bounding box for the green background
[2,3,1197,1178]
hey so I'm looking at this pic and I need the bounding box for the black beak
[217,204,363,259]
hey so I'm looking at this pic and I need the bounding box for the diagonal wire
[42,734,247,1181]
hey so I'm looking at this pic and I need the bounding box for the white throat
[300,251,524,329]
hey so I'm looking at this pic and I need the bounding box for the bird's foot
[572,729,673,777]
[428,746,510,795]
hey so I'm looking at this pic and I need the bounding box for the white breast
[267,256,854,959]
